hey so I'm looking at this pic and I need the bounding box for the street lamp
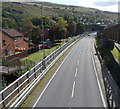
[41,5,45,59]
[41,5,46,69]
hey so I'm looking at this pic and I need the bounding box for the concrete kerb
[9,37,81,108]
[92,39,107,107]
[93,39,120,108]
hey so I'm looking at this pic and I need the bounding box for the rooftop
[2,28,23,37]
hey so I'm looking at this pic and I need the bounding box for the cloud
[94,1,118,6]
[76,0,119,12]
[96,4,118,12]
[0,0,119,12]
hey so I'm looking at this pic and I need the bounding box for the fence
[115,43,120,53]
[0,35,82,108]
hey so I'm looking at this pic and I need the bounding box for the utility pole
[41,5,45,59]
[41,5,46,69]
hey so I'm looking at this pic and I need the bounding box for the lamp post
[41,5,45,59]
[41,5,46,69]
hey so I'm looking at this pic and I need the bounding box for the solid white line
[71,81,76,98]
[32,50,72,108]
[91,52,107,107]
[77,60,79,66]
[75,68,78,77]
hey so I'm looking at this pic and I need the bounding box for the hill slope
[2,2,118,25]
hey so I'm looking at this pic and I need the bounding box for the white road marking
[91,52,107,107]
[71,81,76,98]
[75,68,78,77]
[77,60,79,66]
[32,50,72,108]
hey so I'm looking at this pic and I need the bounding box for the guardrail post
[1,93,5,108]
[40,64,42,73]
[34,67,36,73]
[34,72,37,79]
[27,73,30,86]
[17,81,20,97]
[42,60,46,70]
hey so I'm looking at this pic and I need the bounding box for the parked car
[40,44,51,49]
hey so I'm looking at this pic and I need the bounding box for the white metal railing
[0,35,82,108]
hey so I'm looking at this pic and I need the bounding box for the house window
[16,45,18,48]
[4,50,8,56]
[14,38,18,42]
[20,36,22,39]
[10,49,13,56]
[3,40,6,46]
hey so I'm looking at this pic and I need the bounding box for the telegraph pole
[41,5,46,69]
[41,5,45,59]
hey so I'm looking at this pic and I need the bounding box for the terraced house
[0,28,28,56]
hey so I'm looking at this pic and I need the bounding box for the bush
[96,36,120,88]
[104,40,114,50]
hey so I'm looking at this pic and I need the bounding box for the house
[0,28,28,56]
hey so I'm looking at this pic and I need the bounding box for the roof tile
[2,28,23,37]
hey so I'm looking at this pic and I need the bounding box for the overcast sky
[38,0,119,12]
[1,0,120,12]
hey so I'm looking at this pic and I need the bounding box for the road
[32,33,105,107]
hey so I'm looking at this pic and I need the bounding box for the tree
[31,16,51,29]
[56,17,68,39]
[49,26,60,42]
[17,18,32,31]
[76,22,84,35]
[2,17,17,28]
[31,26,41,44]
[31,17,42,27]
[67,17,76,36]
[42,16,52,29]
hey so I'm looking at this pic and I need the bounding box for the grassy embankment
[111,46,120,63]
[21,44,63,63]
[21,36,79,63]
[96,36,120,88]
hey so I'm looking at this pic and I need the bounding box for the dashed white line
[71,81,76,98]
[75,68,78,77]
[77,60,79,66]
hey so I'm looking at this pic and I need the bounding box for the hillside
[2,1,118,25]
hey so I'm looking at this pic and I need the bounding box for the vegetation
[21,44,63,62]
[1,1,117,89]
[2,41,65,87]
[2,2,117,32]
[96,36,120,88]
[111,46,120,62]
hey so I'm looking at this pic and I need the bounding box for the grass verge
[20,38,81,107]
[21,44,64,63]
[111,46,120,62]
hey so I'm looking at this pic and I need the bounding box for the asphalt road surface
[33,33,104,107]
